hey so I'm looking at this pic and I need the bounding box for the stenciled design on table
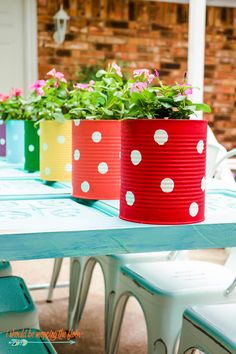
[124,127,206,219]
[0,200,81,220]
[0,180,68,195]
[0,201,19,211]
[206,194,236,211]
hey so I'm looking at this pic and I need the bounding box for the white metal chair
[107,255,236,354]
[177,304,236,354]
[206,127,236,183]
[67,251,188,351]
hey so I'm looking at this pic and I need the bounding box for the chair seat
[0,276,38,332]
[185,304,236,349]
[122,261,235,297]
[110,251,186,264]
[0,328,57,353]
[0,277,35,313]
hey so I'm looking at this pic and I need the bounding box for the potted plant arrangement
[29,68,72,182]
[0,88,40,171]
[0,88,25,164]
[119,69,211,224]
[67,63,127,199]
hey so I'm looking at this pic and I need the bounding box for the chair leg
[107,294,130,354]
[46,258,63,303]
[68,258,96,330]
[67,257,83,330]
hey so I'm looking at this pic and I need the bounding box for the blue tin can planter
[0,121,6,157]
[6,120,24,164]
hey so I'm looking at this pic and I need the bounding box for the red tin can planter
[72,119,121,199]
[120,119,207,225]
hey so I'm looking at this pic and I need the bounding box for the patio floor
[12,249,227,354]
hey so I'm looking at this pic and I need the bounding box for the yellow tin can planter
[40,120,72,182]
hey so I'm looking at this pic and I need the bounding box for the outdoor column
[187,0,207,110]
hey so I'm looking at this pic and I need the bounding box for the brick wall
[37,0,236,149]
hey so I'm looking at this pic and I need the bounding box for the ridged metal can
[72,119,121,199]
[6,120,24,164]
[40,120,72,182]
[0,121,6,157]
[24,121,40,172]
[120,119,207,224]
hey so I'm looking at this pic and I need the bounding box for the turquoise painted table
[0,179,71,200]
[0,182,235,261]
[0,159,39,180]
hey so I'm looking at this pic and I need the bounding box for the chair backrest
[206,127,235,184]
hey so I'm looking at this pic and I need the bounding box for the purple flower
[154,69,159,77]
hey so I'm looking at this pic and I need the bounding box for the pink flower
[47,68,57,77]
[112,63,123,77]
[154,69,159,77]
[29,80,46,91]
[74,83,94,91]
[133,69,155,84]
[11,88,22,97]
[0,94,10,102]
[148,74,155,84]
[29,80,46,96]
[74,83,89,90]
[179,83,193,95]
[89,80,95,85]
[184,87,193,95]
[55,71,64,80]
[36,88,44,96]
[47,68,67,83]
[133,69,150,78]
[130,81,148,93]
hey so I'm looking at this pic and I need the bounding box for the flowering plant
[0,88,24,120]
[126,69,211,119]
[66,63,128,120]
[24,68,70,122]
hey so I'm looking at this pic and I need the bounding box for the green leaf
[173,95,186,102]
[96,70,107,78]
[195,103,211,113]
[52,112,65,122]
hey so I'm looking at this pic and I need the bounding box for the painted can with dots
[6,120,24,164]
[72,119,121,199]
[40,120,72,181]
[120,119,207,225]
[24,121,40,172]
[0,120,6,157]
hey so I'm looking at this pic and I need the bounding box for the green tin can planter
[24,121,40,171]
